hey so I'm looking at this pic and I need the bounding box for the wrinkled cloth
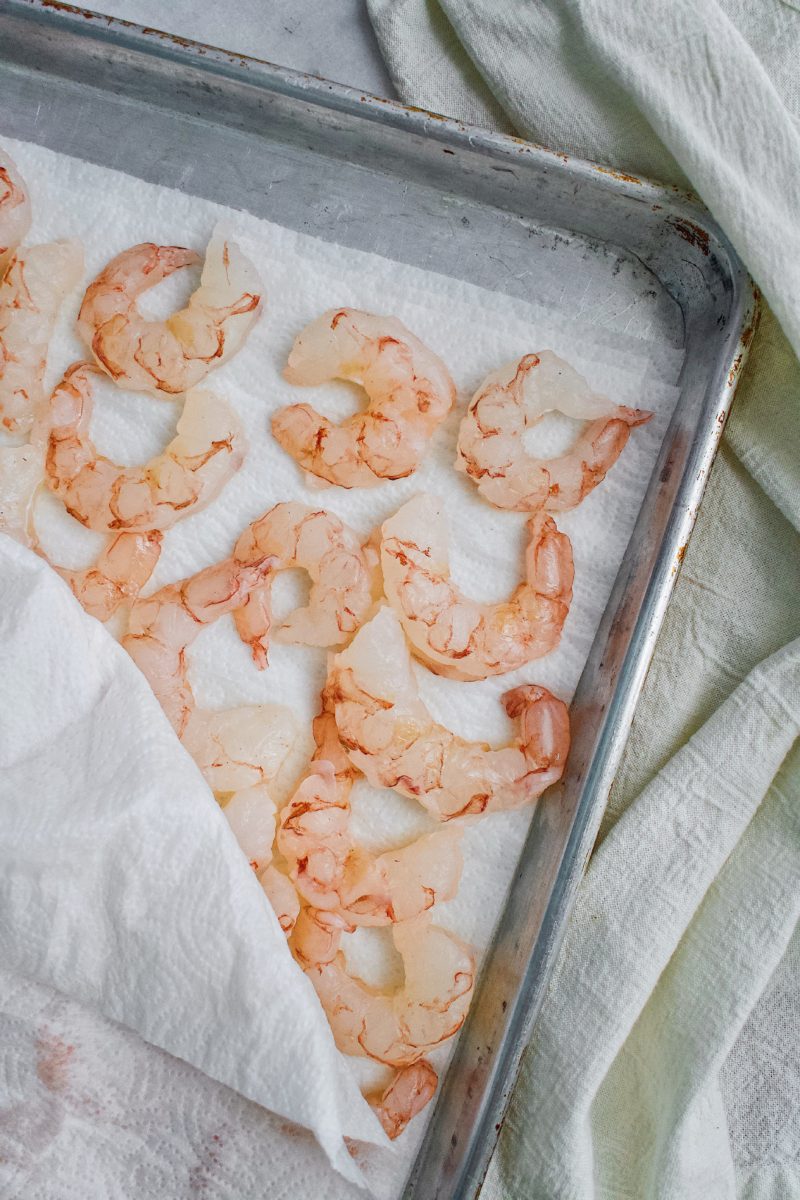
[367,1,800,1197]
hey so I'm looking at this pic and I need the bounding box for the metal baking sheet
[0,3,758,1197]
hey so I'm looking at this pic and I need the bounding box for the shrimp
[0,240,84,434]
[300,913,475,1068]
[290,906,355,968]
[222,784,277,874]
[456,351,652,512]
[44,362,245,533]
[77,236,262,396]
[0,149,31,280]
[56,530,163,623]
[277,759,463,923]
[260,865,301,936]
[123,556,298,793]
[273,308,456,487]
[220,781,300,934]
[181,704,296,794]
[232,502,379,669]
[0,442,43,542]
[367,1060,438,1140]
[381,493,574,680]
[331,606,570,820]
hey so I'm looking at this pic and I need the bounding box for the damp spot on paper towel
[668,218,710,256]
[187,1131,225,1193]
[35,1031,75,1093]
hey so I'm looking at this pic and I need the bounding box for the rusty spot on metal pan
[595,164,642,185]
[668,217,710,256]
[727,354,743,386]
[40,0,109,16]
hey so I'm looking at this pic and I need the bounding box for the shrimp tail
[502,683,570,790]
[367,1060,439,1140]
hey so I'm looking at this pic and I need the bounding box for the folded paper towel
[0,135,684,1192]
[0,540,387,1184]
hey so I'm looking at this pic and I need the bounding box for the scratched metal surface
[0,4,758,1199]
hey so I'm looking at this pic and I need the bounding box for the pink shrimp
[123,556,298,791]
[222,785,300,934]
[0,441,43,543]
[296,912,475,1069]
[0,148,31,280]
[273,308,455,487]
[57,530,163,623]
[456,351,652,512]
[77,236,261,395]
[44,362,245,533]
[232,502,379,669]
[367,1060,439,1140]
[277,760,463,923]
[0,240,84,434]
[331,606,570,820]
[381,493,574,680]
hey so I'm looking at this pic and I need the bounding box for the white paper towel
[0,539,387,1185]
[0,135,683,1195]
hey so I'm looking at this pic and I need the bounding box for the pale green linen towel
[367,2,800,1196]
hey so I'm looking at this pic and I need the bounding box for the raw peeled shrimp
[3,440,163,620]
[221,784,277,874]
[273,308,456,487]
[331,606,570,820]
[0,149,31,280]
[277,759,463,923]
[77,236,262,396]
[367,1060,438,1140]
[219,779,300,933]
[44,362,245,532]
[123,555,298,789]
[0,240,84,434]
[381,493,574,680]
[456,351,652,512]
[57,530,163,623]
[297,912,475,1068]
[0,442,43,542]
[232,502,379,669]
[260,864,300,935]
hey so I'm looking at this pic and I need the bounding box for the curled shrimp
[0,442,43,542]
[331,606,570,820]
[277,759,463,923]
[232,502,379,669]
[381,493,574,680]
[123,556,298,791]
[456,351,652,512]
[0,148,31,279]
[296,912,475,1068]
[220,784,277,874]
[77,236,262,396]
[44,362,245,533]
[260,864,301,936]
[273,308,456,487]
[56,530,163,623]
[367,1060,438,1140]
[0,240,84,434]
[220,781,300,934]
